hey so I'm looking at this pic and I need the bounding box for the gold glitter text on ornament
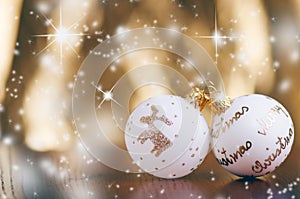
[252,127,293,174]
[212,106,249,138]
[257,105,289,136]
[137,105,173,157]
[216,140,252,166]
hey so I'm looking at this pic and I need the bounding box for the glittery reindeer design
[138,105,173,157]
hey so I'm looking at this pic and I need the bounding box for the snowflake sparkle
[33,2,85,65]
[91,82,122,109]
[194,9,241,64]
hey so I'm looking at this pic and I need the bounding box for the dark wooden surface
[0,139,299,199]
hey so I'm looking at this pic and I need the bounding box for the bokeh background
[0,0,299,198]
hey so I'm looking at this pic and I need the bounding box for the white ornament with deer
[125,95,210,179]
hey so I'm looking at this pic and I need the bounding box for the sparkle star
[91,82,122,109]
[33,2,86,65]
[103,91,113,101]
[194,9,241,64]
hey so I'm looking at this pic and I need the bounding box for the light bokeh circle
[72,27,226,172]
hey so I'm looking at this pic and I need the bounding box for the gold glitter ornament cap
[187,87,231,114]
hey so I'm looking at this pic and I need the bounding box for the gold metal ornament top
[188,87,210,111]
[187,87,231,114]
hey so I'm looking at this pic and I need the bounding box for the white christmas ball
[212,94,294,177]
[125,95,210,179]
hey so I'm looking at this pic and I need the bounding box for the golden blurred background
[0,0,299,156]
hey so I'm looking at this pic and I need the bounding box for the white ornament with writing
[125,95,210,179]
[212,94,294,177]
